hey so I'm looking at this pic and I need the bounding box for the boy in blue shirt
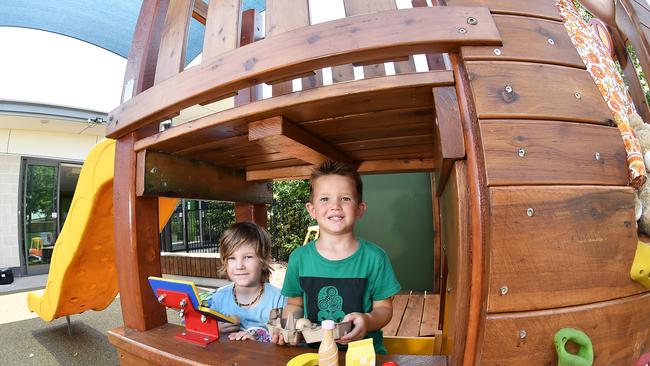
[209,222,287,342]
[272,160,401,353]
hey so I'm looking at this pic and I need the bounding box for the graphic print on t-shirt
[300,277,367,322]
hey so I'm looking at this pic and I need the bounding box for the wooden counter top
[109,324,447,366]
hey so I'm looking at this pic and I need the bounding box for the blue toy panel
[148,276,235,323]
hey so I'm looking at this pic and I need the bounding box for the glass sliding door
[23,161,58,275]
[21,159,82,275]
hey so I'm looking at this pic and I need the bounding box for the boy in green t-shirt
[271,160,401,354]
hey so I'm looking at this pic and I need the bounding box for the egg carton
[266,307,352,344]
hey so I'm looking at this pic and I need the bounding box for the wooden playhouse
[103,0,650,364]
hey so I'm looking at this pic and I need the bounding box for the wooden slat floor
[383,290,441,337]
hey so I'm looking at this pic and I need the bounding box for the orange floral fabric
[557,0,647,187]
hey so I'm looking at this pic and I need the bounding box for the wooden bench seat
[384,290,441,337]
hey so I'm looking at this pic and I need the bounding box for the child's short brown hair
[219,222,273,282]
[309,160,363,202]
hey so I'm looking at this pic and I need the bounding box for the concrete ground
[0,275,220,366]
[0,265,287,365]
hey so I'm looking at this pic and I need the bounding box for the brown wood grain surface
[451,54,489,366]
[445,0,562,21]
[465,61,613,124]
[461,15,584,68]
[384,292,410,336]
[266,0,313,96]
[134,71,451,154]
[107,7,500,138]
[121,0,169,102]
[398,293,426,337]
[420,293,441,336]
[617,0,650,122]
[439,161,470,366]
[480,292,650,365]
[300,107,434,143]
[480,120,628,186]
[109,324,447,365]
[487,186,643,313]
[202,0,241,60]
[154,0,193,84]
[248,116,355,165]
[114,133,167,331]
[246,158,434,181]
[136,150,273,203]
[191,1,208,24]
[433,87,465,197]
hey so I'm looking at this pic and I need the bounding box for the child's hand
[271,332,298,346]
[218,321,240,333]
[228,330,255,341]
[337,312,369,344]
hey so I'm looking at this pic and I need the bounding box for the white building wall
[0,128,100,270]
[0,154,20,268]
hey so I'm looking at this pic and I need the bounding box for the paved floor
[0,274,225,366]
[0,274,48,295]
[0,267,288,365]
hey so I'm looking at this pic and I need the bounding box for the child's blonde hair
[309,160,363,202]
[219,222,273,282]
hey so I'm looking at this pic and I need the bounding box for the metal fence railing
[160,199,314,261]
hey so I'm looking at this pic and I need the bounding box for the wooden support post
[234,9,264,105]
[113,0,170,331]
[432,86,465,196]
[234,8,269,228]
[235,203,269,227]
[115,133,167,331]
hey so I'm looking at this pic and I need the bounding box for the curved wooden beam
[107,6,500,138]
[134,70,454,153]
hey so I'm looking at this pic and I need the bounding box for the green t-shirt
[281,238,401,354]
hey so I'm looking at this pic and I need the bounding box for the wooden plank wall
[445,0,650,365]
[160,254,226,279]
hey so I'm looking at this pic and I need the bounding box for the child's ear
[305,202,317,219]
[356,202,367,217]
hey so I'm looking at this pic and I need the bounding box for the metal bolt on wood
[575,92,581,99]
[527,208,534,217]
[505,85,513,93]
[518,148,525,157]
[519,330,527,339]
[500,286,508,295]
[595,152,600,160]
[467,17,478,25]
[494,48,501,55]
[547,38,555,45]
[458,27,467,34]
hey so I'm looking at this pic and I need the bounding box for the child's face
[306,174,366,236]
[225,243,263,287]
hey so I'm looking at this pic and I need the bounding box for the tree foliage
[269,180,315,260]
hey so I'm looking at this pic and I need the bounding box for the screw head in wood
[505,84,513,93]
[594,152,600,160]
[548,38,555,45]
[467,17,478,25]
[575,92,582,99]
[500,286,508,295]
[458,27,467,34]
[494,48,501,55]
[518,148,525,157]
[527,208,534,217]
[519,329,527,339]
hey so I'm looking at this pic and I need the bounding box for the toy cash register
[148,276,237,346]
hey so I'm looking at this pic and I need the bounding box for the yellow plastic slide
[27,139,178,321]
